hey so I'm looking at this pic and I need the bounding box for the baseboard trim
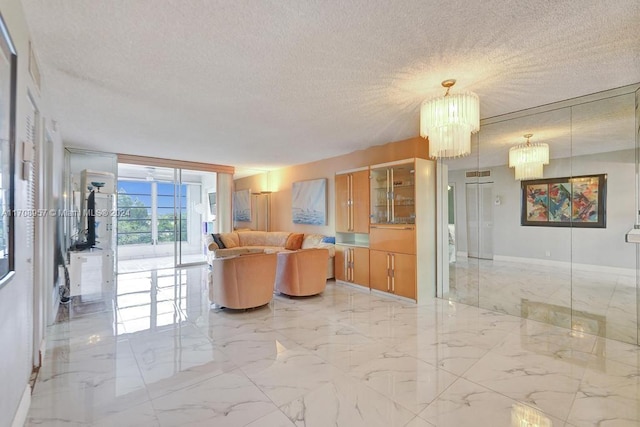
[493,255,636,277]
[369,288,416,304]
[39,339,46,367]
[334,280,418,303]
[11,384,31,427]
[334,280,370,294]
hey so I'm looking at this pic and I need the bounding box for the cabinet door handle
[349,174,354,231]
[352,249,355,282]
[347,175,351,231]
[386,169,390,222]
[391,254,395,292]
[386,253,391,291]
[390,168,395,223]
[344,250,349,280]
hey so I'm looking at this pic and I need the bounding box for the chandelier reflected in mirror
[509,133,549,180]
[420,79,480,159]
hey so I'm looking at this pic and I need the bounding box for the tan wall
[234,137,429,235]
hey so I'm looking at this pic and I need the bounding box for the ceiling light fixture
[420,79,480,159]
[508,133,549,180]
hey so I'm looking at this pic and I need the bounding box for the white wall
[450,149,636,269]
[0,1,63,426]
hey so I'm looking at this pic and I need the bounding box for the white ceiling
[21,1,640,172]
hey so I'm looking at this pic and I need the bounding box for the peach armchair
[209,252,277,309]
[275,248,329,296]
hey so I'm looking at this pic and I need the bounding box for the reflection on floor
[28,265,640,426]
[447,257,639,345]
[117,253,205,274]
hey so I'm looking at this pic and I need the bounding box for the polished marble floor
[447,257,639,345]
[27,265,640,426]
[117,253,205,274]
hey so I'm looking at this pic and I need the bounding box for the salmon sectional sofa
[205,230,335,279]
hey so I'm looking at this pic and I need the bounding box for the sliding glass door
[117,165,217,272]
[174,168,214,267]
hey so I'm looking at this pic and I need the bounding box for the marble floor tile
[301,333,395,372]
[403,416,436,427]
[150,369,277,427]
[195,308,277,338]
[133,339,237,399]
[279,375,415,427]
[463,350,585,420]
[45,311,122,352]
[591,336,640,368]
[214,330,302,370]
[347,353,458,414]
[28,378,151,425]
[243,410,296,427]
[269,314,360,345]
[34,339,147,412]
[396,335,491,376]
[448,258,638,346]
[242,348,343,406]
[566,358,640,426]
[418,378,565,427]
[90,400,160,427]
[28,264,640,426]
[495,320,599,369]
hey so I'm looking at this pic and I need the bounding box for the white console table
[68,249,114,297]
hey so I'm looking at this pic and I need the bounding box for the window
[156,182,187,243]
[117,180,188,245]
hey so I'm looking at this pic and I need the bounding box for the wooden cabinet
[335,174,350,233]
[369,249,389,293]
[336,169,369,233]
[369,250,416,299]
[335,245,347,282]
[351,246,370,285]
[335,158,435,303]
[391,252,416,299]
[335,244,369,287]
[370,162,415,225]
[351,170,370,233]
[369,225,416,254]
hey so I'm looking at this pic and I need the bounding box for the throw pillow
[285,233,304,250]
[219,232,239,248]
[207,237,219,251]
[321,236,336,244]
[212,233,226,249]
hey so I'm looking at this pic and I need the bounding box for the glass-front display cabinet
[370,161,415,225]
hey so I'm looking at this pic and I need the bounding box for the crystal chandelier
[420,79,480,159]
[508,133,549,180]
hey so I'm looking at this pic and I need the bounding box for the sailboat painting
[233,189,251,222]
[292,179,327,225]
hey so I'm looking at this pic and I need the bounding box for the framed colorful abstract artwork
[521,174,606,228]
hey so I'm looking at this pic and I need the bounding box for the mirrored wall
[437,85,639,345]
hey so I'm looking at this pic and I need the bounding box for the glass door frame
[174,168,209,268]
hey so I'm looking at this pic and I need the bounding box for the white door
[466,182,494,260]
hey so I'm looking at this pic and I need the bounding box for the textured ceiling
[21,0,640,171]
